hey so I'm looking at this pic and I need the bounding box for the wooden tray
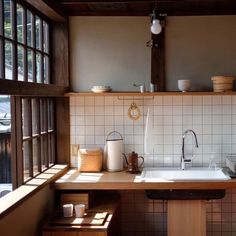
[51,212,108,226]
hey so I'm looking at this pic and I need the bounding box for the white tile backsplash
[70,95,236,168]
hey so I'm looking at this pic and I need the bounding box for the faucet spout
[181,129,199,170]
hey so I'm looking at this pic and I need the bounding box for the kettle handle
[138,156,144,168]
[106,131,123,141]
[103,144,107,170]
[123,153,129,165]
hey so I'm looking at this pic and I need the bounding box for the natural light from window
[0,95,12,198]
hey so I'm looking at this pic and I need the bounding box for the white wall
[166,15,236,91]
[70,15,236,92]
[69,17,151,92]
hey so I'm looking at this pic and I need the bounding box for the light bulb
[150,19,162,34]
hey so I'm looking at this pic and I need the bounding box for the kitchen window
[0,0,56,195]
[0,0,50,83]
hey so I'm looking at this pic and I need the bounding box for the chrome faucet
[181,129,199,170]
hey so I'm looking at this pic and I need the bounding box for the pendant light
[150,0,162,34]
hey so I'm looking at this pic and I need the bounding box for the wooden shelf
[65,91,236,97]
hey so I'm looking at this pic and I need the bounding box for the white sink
[141,168,230,181]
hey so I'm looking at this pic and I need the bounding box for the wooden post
[168,200,206,236]
[151,18,165,91]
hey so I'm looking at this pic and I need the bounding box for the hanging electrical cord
[150,0,162,34]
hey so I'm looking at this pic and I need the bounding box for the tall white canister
[104,131,124,172]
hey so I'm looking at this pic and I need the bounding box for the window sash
[21,97,55,183]
[0,0,51,84]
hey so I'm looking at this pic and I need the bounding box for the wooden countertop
[54,169,236,190]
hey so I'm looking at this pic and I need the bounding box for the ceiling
[55,0,236,16]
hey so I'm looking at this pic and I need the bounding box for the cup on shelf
[178,80,191,92]
[140,85,145,93]
[75,204,85,218]
[63,204,73,217]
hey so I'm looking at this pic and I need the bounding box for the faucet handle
[184,159,192,163]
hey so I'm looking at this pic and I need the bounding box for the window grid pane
[17,44,24,81]
[0,0,3,36]
[43,21,49,53]
[5,40,13,80]
[22,98,31,139]
[0,39,4,78]
[35,16,40,50]
[36,52,42,83]
[27,48,33,82]
[4,0,12,39]
[16,3,23,43]
[32,137,40,176]
[23,140,31,181]
[49,133,55,165]
[26,10,32,47]
[44,55,49,84]
[41,135,47,171]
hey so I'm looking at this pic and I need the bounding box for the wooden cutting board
[51,212,108,226]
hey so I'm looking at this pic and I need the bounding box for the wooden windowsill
[0,164,69,219]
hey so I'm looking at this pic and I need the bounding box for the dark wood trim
[24,0,66,22]
[28,99,34,178]
[32,13,36,83]
[57,0,236,16]
[55,97,70,164]
[23,7,28,82]
[10,97,18,190]
[37,99,42,172]
[44,99,49,168]
[15,97,23,186]
[12,1,17,81]
[60,0,155,3]
[51,21,69,87]
[151,21,165,91]
[0,79,69,96]
[0,35,50,56]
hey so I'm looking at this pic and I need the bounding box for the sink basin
[141,168,230,181]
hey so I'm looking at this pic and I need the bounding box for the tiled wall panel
[70,95,236,235]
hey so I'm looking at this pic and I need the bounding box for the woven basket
[211,76,234,92]
[78,148,103,172]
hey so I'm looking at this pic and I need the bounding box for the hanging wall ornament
[128,102,141,121]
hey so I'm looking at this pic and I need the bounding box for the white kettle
[104,131,124,172]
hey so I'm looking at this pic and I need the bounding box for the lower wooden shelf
[42,193,121,236]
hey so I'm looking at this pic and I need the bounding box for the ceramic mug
[178,80,191,92]
[75,204,85,218]
[63,204,73,217]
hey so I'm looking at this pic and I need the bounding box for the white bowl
[178,80,191,92]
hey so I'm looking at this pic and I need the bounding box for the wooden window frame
[0,0,69,191]
[0,0,51,84]
[0,0,62,189]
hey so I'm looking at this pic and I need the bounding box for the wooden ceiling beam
[55,0,236,16]
[58,0,235,3]
[25,0,67,21]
